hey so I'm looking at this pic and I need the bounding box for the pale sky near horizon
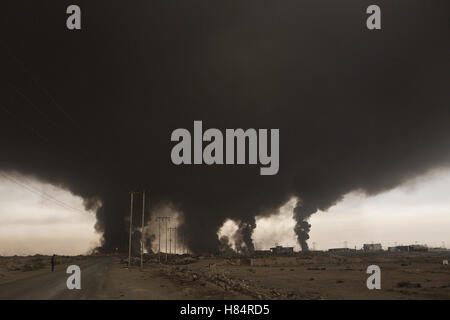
[252,168,450,251]
[0,173,100,256]
[1,168,450,255]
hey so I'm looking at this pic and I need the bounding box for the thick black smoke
[294,202,315,251]
[0,1,449,253]
[235,220,257,254]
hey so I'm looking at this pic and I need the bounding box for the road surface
[0,257,113,299]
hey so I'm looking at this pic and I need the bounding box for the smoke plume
[234,220,257,254]
[0,1,449,253]
[293,202,315,251]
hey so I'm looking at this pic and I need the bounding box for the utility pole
[181,231,184,254]
[174,228,177,255]
[158,217,161,262]
[140,190,146,270]
[156,216,169,263]
[169,227,177,255]
[156,217,171,262]
[166,218,169,262]
[128,191,142,268]
[169,228,172,254]
[128,192,134,268]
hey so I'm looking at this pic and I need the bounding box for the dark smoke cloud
[0,1,449,253]
[294,201,315,251]
[235,220,257,254]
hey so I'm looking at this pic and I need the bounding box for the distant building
[388,245,428,252]
[388,246,409,252]
[429,247,449,252]
[408,244,428,252]
[328,248,356,253]
[363,243,383,252]
[270,246,294,255]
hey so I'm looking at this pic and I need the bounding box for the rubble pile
[162,263,301,300]
[167,257,197,265]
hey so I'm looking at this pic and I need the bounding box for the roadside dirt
[149,253,450,300]
[100,259,252,299]
[1,253,449,299]
[0,255,88,285]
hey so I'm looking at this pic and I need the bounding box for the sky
[306,168,450,250]
[247,168,450,251]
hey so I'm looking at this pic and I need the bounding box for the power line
[0,172,86,214]
[7,83,66,132]
[0,42,104,169]
[0,172,85,213]
[0,39,82,131]
[0,103,51,144]
[0,39,107,173]
[1,82,67,147]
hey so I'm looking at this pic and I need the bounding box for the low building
[270,246,294,255]
[388,246,409,252]
[408,244,428,252]
[363,243,383,252]
[388,245,428,252]
[429,247,449,252]
[328,248,356,253]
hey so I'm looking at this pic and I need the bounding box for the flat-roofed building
[363,243,383,252]
[270,246,294,255]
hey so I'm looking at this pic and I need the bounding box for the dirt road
[0,257,112,299]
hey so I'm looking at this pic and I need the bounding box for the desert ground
[0,251,449,299]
